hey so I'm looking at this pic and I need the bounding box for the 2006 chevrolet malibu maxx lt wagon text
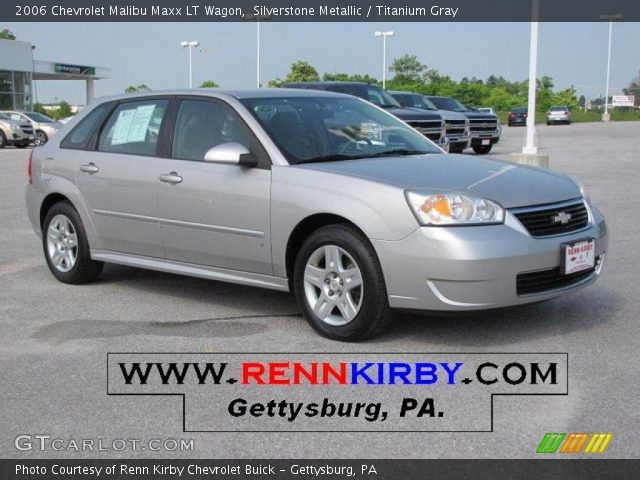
[25,89,608,341]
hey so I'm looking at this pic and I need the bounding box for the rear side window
[60,103,111,150]
[98,99,168,156]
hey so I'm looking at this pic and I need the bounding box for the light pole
[523,20,539,155]
[256,22,260,88]
[374,31,394,89]
[603,20,613,120]
[181,40,199,88]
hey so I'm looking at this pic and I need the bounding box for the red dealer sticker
[563,239,595,274]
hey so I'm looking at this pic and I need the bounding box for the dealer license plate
[563,239,595,274]
[481,139,490,145]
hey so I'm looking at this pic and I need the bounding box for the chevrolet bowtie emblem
[552,212,572,225]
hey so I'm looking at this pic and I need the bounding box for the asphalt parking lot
[1,121,639,458]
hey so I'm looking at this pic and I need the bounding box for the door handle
[159,172,183,184]
[80,163,99,174]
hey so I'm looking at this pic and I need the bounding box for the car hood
[297,154,580,208]
[462,111,498,121]
[386,107,441,122]
[435,109,468,121]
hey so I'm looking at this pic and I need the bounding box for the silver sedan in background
[547,105,572,125]
[25,89,607,340]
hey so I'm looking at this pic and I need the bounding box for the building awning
[33,60,110,81]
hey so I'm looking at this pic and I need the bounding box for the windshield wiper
[366,149,431,157]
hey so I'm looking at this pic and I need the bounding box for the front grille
[445,122,466,136]
[512,200,589,237]
[407,121,442,142]
[469,119,497,133]
[517,256,600,295]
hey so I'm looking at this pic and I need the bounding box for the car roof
[90,88,354,105]
[388,91,418,95]
[282,81,374,86]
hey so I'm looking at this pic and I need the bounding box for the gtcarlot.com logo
[537,432,613,454]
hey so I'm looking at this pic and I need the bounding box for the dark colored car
[281,82,446,147]
[424,96,501,154]
[508,107,528,127]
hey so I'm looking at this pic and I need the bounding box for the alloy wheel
[46,214,79,272]
[303,245,363,326]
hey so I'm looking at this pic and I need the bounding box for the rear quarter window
[60,103,112,150]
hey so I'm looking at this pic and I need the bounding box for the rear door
[76,98,169,257]
[156,97,272,274]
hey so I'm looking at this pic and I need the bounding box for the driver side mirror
[203,142,258,167]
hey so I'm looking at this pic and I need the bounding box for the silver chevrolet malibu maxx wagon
[25,89,608,341]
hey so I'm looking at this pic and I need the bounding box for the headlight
[10,124,20,131]
[406,191,505,226]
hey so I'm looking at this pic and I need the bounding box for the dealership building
[0,38,110,111]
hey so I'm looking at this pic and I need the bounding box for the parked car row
[279,82,502,154]
[0,110,61,148]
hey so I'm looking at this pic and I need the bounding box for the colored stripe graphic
[584,433,613,453]
[538,433,613,454]
[537,433,565,453]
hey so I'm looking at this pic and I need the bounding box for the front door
[156,98,272,274]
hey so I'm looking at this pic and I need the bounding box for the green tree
[551,86,579,110]
[390,54,427,83]
[125,84,151,93]
[322,72,379,84]
[199,80,219,88]
[49,100,73,120]
[33,103,48,115]
[622,70,640,107]
[284,60,319,82]
[0,29,16,40]
[578,95,586,109]
[267,78,283,88]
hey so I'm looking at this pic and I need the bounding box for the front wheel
[35,130,48,146]
[293,224,390,341]
[472,144,493,155]
[42,202,103,284]
[448,144,466,154]
[0,131,6,149]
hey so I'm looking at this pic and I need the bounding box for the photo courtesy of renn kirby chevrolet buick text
[26,89,607,341]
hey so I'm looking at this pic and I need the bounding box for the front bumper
[372,205,608,311]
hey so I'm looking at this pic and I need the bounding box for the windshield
[25,111,55,122]
[550,106,567,112]
[428,97,468,112]
[394,94,436,111]
[241,96,441,165]
[327,84,401,108]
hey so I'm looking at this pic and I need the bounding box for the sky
[7,21,640,105]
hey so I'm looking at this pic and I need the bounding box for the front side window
[98,99,168,156]
[172,99,250,161]
[242,96,441,165]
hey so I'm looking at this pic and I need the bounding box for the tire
[35,130,48,146]
[472,145,493,155]
[0,131,6,149]
[293,224,390,341]
[42,201,103,284]
[448,144,465,154]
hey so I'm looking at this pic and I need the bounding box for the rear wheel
[293,224,390,341]
[42,202,103,284]
[472,145,493,155]
[0,131,6,149]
